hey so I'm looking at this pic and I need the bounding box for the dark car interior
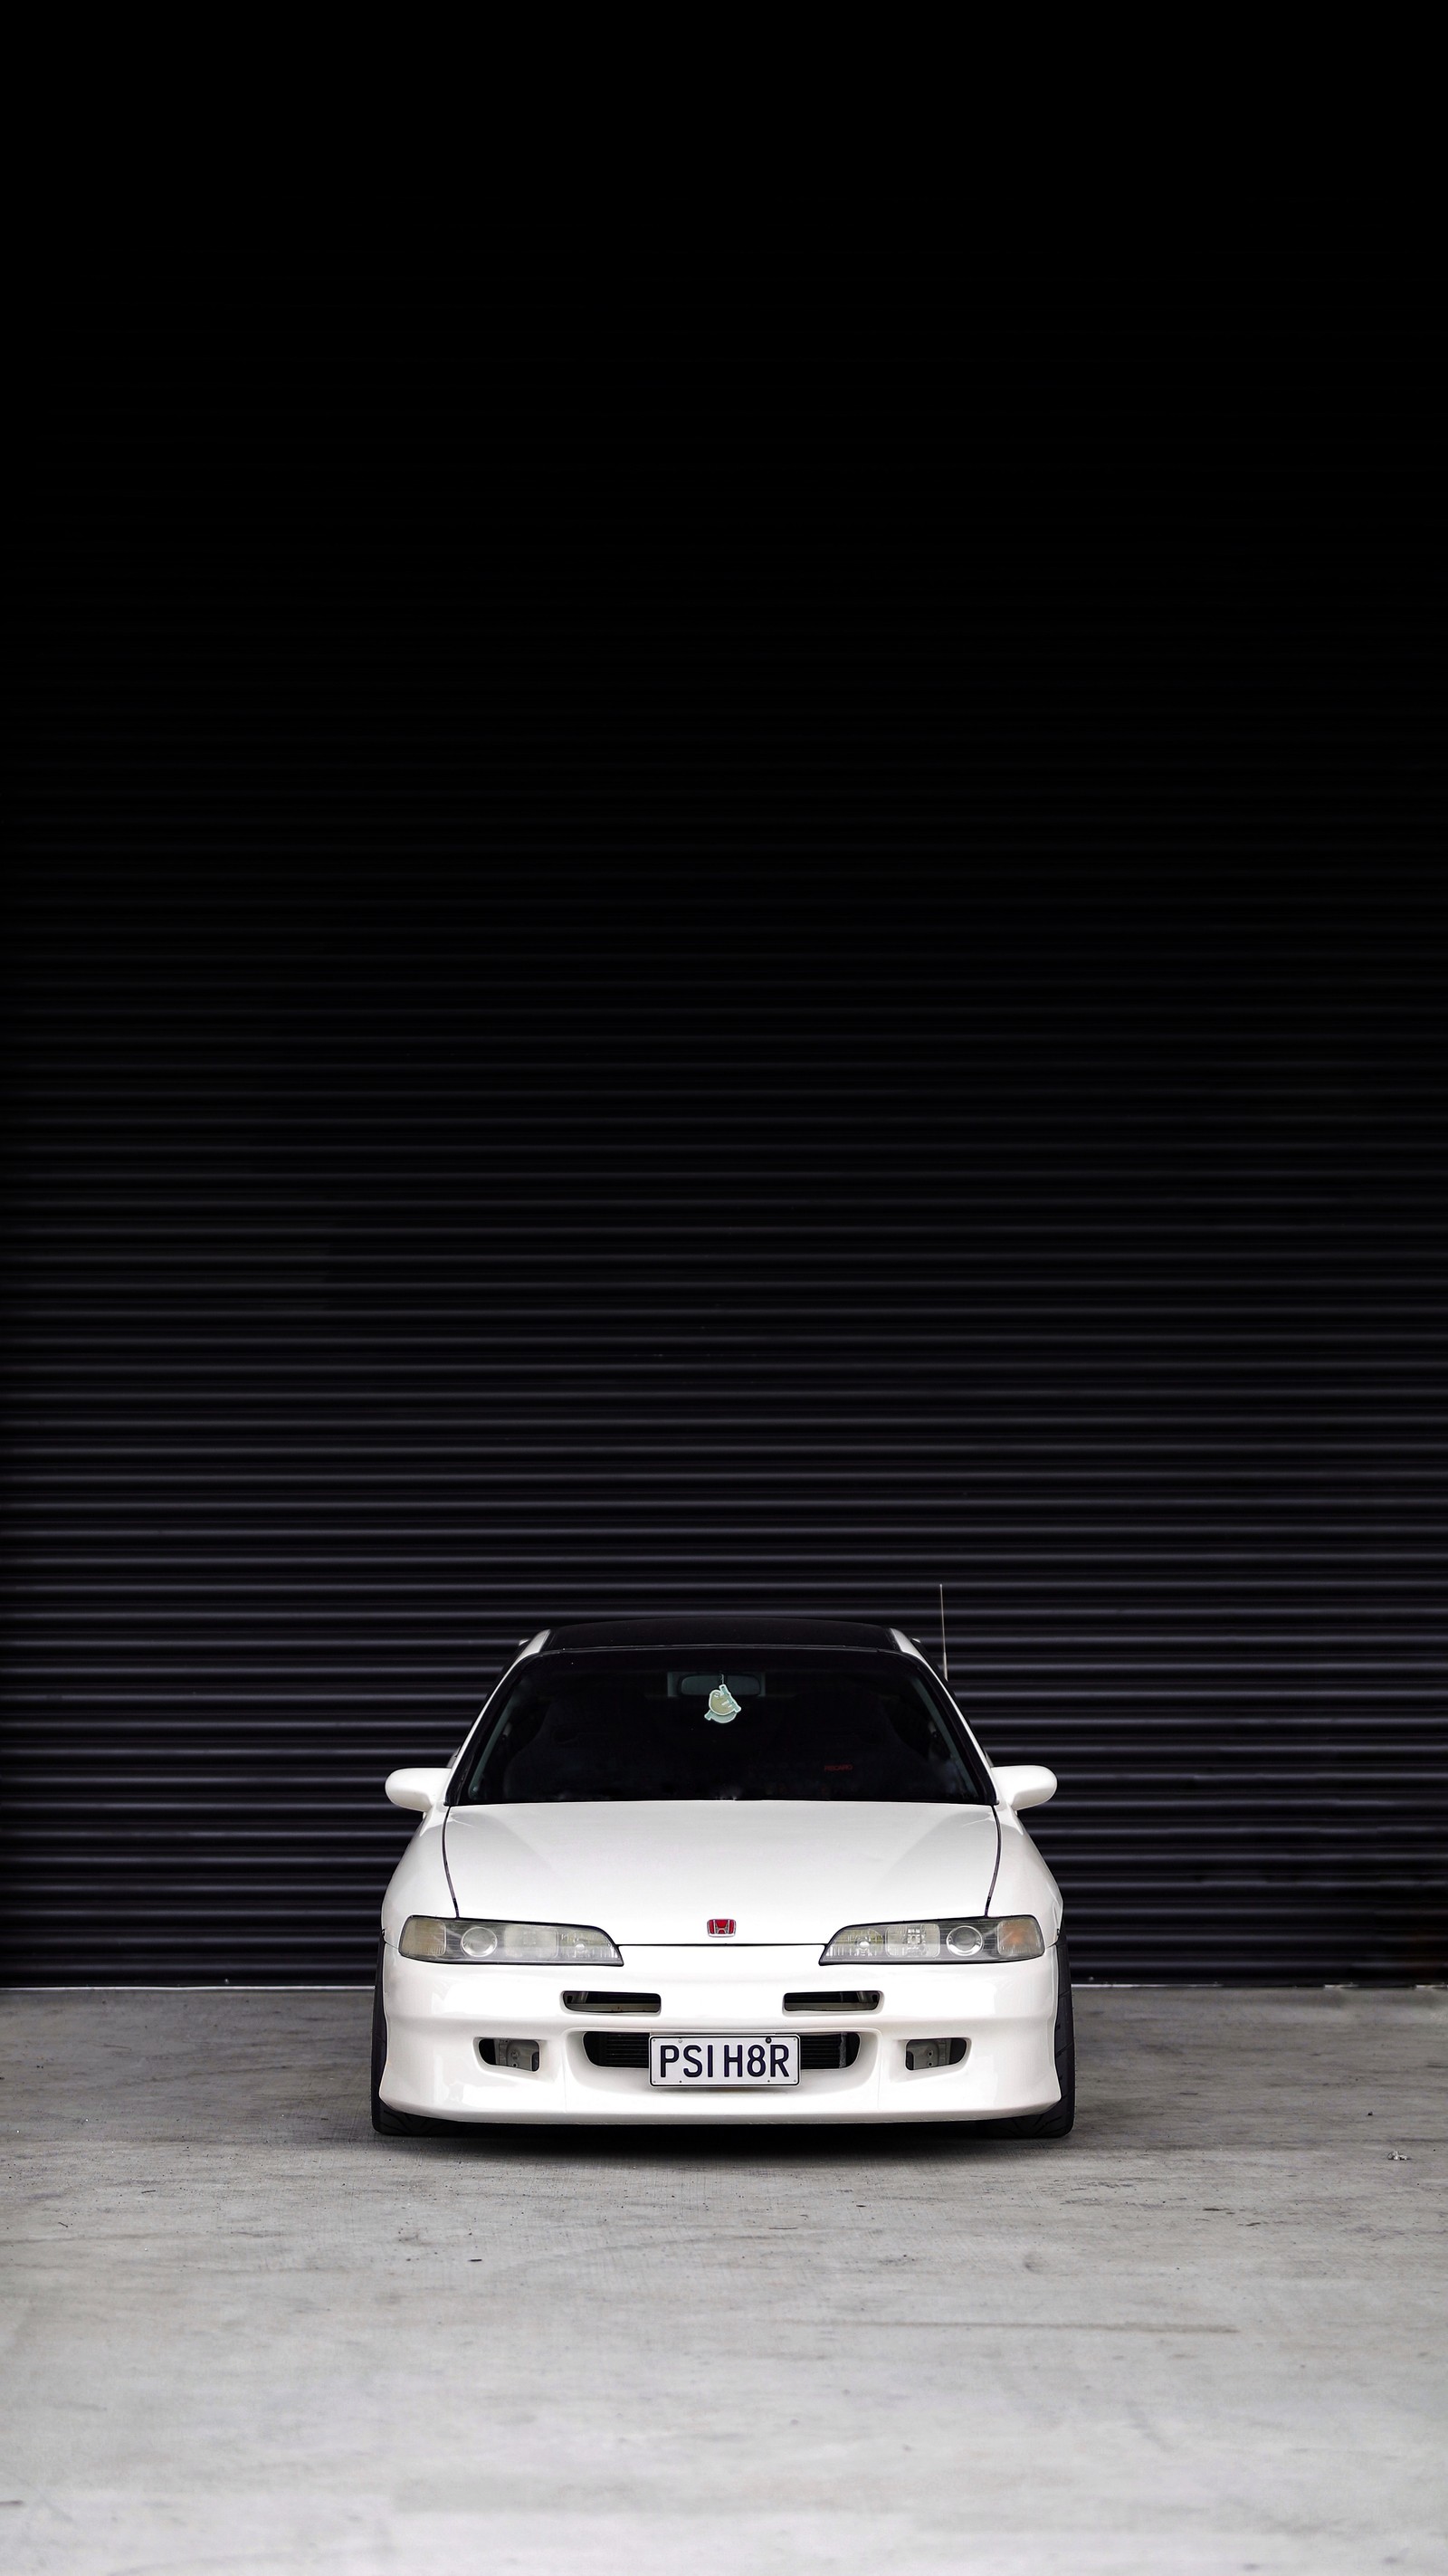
[455,1658,987,1805]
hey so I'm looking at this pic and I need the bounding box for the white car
[372,1617,1072,2134]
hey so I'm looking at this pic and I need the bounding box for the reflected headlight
[820,1916,1044,1964]
[399,1917,623,1965]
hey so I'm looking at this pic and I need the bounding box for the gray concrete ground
[0,1989,1444,2576]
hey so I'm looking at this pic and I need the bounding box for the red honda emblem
[707,1917,736,1937]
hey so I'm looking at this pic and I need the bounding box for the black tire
[370,1938,437,2136]
[988,1935,1075,2140]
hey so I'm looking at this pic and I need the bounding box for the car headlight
[398,1917,623,1965]
[820,1916,1044,1964]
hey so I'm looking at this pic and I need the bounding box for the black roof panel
[538,1616,903,1654]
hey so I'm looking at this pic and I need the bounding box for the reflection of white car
[372,1617,1072,2135]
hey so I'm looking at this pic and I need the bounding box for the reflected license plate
[650,2035,799,2087]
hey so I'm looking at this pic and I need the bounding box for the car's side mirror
[991,1763,1057,1813]
[385,1767,449,1814]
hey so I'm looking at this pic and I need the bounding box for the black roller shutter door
[5,374,1444,1985]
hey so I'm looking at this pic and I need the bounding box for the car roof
[536,1616,906,1655]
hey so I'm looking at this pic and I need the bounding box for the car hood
[441,1800,999,1946]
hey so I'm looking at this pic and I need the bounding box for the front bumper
[379,1942,1062,2124]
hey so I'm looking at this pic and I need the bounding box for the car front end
[377,1932,1062,2125]
[373,1619,1069,2131]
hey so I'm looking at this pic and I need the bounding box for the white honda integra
[372,1617,1072,2135]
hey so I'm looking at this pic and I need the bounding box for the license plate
[650,2035,799,2087]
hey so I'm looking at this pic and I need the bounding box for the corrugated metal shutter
[5,375,1444,1984]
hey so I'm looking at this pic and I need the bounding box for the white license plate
[650,2035,799,2087]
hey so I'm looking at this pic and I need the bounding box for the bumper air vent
[562,1991,661,2014]
[584,2031,652,2067]
[783,1990,881,2012]
[801,2032,861,2069]
[477,2038,540,2072]
[903,2037,968,2071]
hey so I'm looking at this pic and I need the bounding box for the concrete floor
[0,1989,1444,2576]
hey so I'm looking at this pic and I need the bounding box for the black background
[5,368,1445,1984]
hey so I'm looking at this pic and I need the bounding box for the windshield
[452,1652,991,1806]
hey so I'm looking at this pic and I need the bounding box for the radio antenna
[938,1582,949,1683]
